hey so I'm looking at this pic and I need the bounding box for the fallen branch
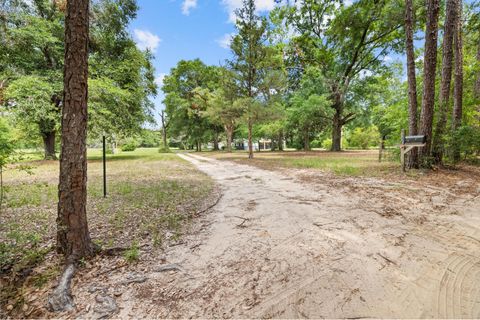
[47,263,76,312]
[377,253,397,266]
[193,191,223,217]
[232,216,250,228]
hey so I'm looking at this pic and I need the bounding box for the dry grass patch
[0,148,217,316]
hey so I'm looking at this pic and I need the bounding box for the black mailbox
[403,135,426,144]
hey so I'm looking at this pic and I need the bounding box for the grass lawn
[0,148,216,310]
[201,149,400,177]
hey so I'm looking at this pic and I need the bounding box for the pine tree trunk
[432,0,457,164]
[419,0,440,164]
[162,128,167,148]
[42,131,57,160]
[57,0,92,260]
[248,119,253,159]
[405,0,419,168]
[331,108,342,152]
[304,131,310,151]
[213,132,219,151]
[225,125,233,153]
[452,0,463,161]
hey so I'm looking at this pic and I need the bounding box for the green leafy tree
[163,59,219,151]
[274,0,404,151]
[1,0,156,159]
[228,0,271,159]
[286,68,332,150]
[0,118,15,209]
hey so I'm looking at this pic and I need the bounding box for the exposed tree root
[47,263,76,312]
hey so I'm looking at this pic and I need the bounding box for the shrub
[348,126,380,150]
[322,138,332,150]
[447,125,480,162]
[158,145,171,153]
[121,139,138,152]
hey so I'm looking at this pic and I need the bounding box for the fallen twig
[377,253,397,266]
[232,216,250,228]
[193,191,223,217]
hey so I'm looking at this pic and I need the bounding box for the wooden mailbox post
[400,129,426,172]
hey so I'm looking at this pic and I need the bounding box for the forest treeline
[1,0,479,167]
[0,0,156,159]
[162,0,480,165]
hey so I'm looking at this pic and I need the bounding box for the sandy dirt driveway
[109,153,480,318]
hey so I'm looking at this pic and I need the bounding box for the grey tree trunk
[331,108,342,152]
[405,0,419,168]
[225,125,234,153]
[42,131,57,160]
[304,131,310,151]
[419,0,440,164]
[57,0,93,259]
[432,0,457,164]
[452,0,463,161]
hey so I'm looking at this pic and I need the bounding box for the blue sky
[129,0,278,126]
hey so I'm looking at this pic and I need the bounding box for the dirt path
[106,153,480,318]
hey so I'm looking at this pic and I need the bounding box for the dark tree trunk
[160,110,169,148]
[405,0,419,168]
[57,0,92,260]
[432,0,457,164]
[248,119,253,159]
[332,108,342,152]
[42,131,57,160]
[452,0,463,161]
[225,125,233,153]
[213,132,219,151]
[162,129,167,148]
[419,0,440,163]
[304,131,310,151]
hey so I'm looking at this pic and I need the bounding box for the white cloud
[217,33,235,49]
[155,73,167,89]
[134,29,161,52]
[182,0,198,15]
[383,55,392,62]
[359,69,373,79]
[221,0,276,23]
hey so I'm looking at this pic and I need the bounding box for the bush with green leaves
[121,138,139,152]
[348,126,380,150]
[447,125,480,162]
[0,119,15,168]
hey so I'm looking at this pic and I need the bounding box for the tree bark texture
[43,131,57,160]
[405,0,419,167]
[304,131,310,151]
[331,108,342,152]
[57,0,92,260]
[419,0,440,162]
[225,125,234,153]
[248,119,253,159]
[452,0,463,161]
[432,0,457,164]
[213,132,219,151]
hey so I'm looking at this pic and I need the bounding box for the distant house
[235,139,272,151]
